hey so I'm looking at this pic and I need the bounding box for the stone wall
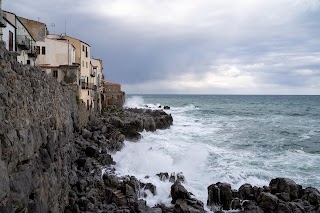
[0,41,80,213]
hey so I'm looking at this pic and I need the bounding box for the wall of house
[60,36,93,109]
[15,18,36,65]
[2,21,15,51]
[36,38,75,66]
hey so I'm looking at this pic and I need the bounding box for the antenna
[50,23,55,34]
[64,19,67,36]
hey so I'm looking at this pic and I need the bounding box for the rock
[241,200,264,213]
[269,178,299,200]
[85,146,99,158]
[257,192,279,212]
[177,172,185,183]
[301,187,320,206]
[109,116,125,128]
[239,183,255,200]
[156,172,169,181]
[164,106,170,110]
[174,198,205,213]
[171,181,190,204]
[169,173,176,183]
[82,128,93,139]
[121,127,142,142]
[207,182,232,210]
[141,182,157,196]
[231,198,241,210]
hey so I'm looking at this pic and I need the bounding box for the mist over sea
[112,95,320,207]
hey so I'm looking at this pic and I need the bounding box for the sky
[3,0,320,94]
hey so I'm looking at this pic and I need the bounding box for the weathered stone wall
[0,41,79,213]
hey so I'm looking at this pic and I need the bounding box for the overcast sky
[4,0,320,94]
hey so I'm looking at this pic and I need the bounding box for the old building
[36,37,80,93]
[90,58,104,111]
[3,11,37,65]
[102,80,125,108]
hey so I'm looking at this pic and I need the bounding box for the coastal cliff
[1,41,320,213]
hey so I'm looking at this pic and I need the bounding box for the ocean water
[112,95,320,208]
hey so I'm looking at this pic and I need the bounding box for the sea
[112,95,320,207]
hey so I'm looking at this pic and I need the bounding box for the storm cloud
[4,0,320,94]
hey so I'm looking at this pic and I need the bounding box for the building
[36,37,80,93]
[1,15,15,52]
[102,80,125,108]
[56,35,93,109]
[3,11,37,65]
[90,58,104,111]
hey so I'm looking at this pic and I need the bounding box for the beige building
[49,35,94,109]
[102,80,125,108]
[90,58,104,111]
[36,37,80,93]
[3,11,37,65]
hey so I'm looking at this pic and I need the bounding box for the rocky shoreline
[65,109,320,213]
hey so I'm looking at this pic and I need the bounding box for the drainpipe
[0,0,3,41]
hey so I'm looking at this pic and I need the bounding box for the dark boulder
[239,183,255,200]
[156,172,169,181]
[301,187,320,206]
[164,106,170,110]
[121,127,142,142]
[85,146,99,158]
[269,178,299,201]
[171,181,190,204]
[257,192,279,212]
[207,182,232,210]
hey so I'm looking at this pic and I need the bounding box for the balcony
[81,82,96,90]
[0,11,7,28]
[27,49,37,58]
[16,35,31,50]
[90,71,96,77]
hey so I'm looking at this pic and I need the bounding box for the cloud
[3,0,320,94]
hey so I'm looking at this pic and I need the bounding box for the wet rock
[156,172,169,181]
[164,106,170,110]
[169,173,176,183]
[171,181,190,204]
[241,200,264,213]
[270,178,299,200]
[239,183,255,200]
[141,182,157,196]
[257,192,279,212]
[301,187,320,206]
[207,182,232,210]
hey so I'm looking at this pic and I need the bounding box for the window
[36,46,40,55]
[82,61,84,67]
[53,70,58,78]
[42,46,46,55]
[9,31,13,51]
[27,60,30,65]
[82,45,85,51]
[88,91,89,96]
[85,46,88,58]
[86,62,88,68]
